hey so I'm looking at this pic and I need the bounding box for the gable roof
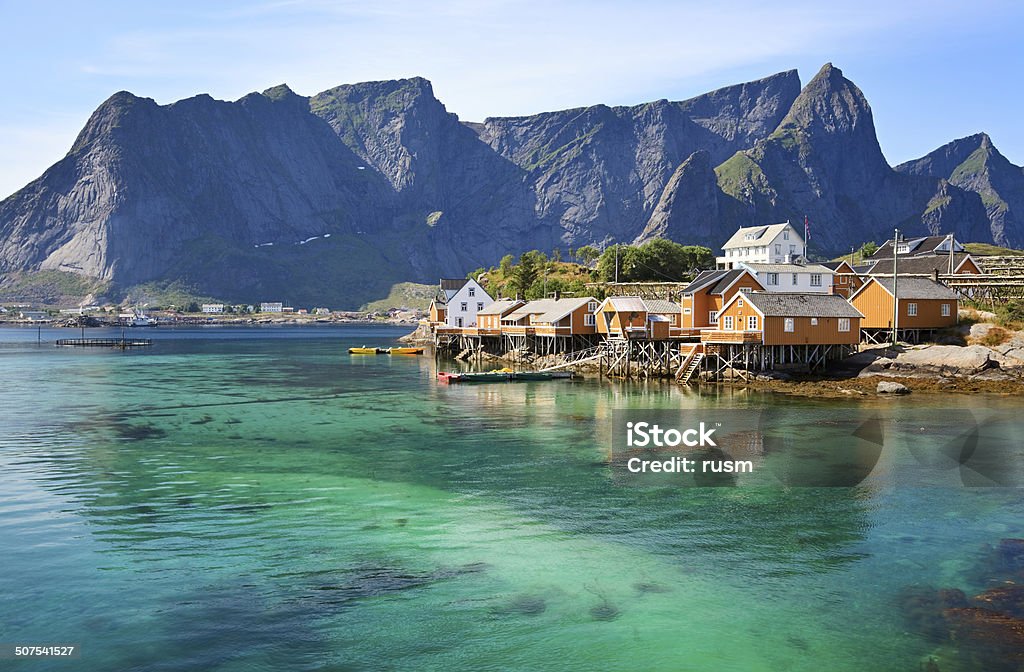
[599,296,648,313]
[739,291,864,318]
[821,261,856,273]
[645,299,681,314]
[865,253,975,276]
[869,235,966,259]
[533,297,597,323]
[852,276,958,301]
[477,299,525,317]
[682,269,759,295]
[721,222,801,250]
[503,299,561,321]
[440,278,468,291]
[742,262,835,275]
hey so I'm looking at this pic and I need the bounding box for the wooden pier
[55,337,153,348]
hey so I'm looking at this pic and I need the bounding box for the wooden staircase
[675,344,705,384]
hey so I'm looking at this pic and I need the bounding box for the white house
[740,262,835,294]
[717,222,805,269]
[201,304,224,314]
[438,278,494,328]
[260,302,283,313]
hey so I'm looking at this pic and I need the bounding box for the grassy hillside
[361,282,436,311]
[964,242,1024,257]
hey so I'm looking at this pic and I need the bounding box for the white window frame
[908,303,918,316]
[738,299,744,308]
[747,315,758,331]
[468,287,476,297]
[722,315,734,330]
[767,273,778,286]
[783,231,789,240]
[941,303,950,317]
[792,273,798,285]
[709,311,719,325]
[588,301,599,312]
[683,307,691,315]
[838,318,850,332]
[584,313,596,327]
[460,302,468,311]
[810,274,822,287]
[774,244,781,254]
[810,317,818,326]
[477,302,484,311]
[784,318,794,332]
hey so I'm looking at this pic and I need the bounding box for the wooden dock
[55,337,153,348]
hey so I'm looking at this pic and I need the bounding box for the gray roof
[440,278,467,291]
[645,299,681,314]
[477,299,523,316]
[868,277,958,300]
[820,261,856,272]
[869,235,965,259]
[721,222,801,250]
[533,297,597,323]
[601,296,648,312]
[865,253,974,276]
[503,299,560,321]
[743,262,834,275]
[742,292,864,318]
[682,269,753,295]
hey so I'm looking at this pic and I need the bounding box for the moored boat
[437,368,575,383]
[388,347,424,355]
[348,346,385,354]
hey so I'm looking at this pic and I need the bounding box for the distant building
[820,261,865,298]
[717,222,805,269]
[201,304,224,314]
[680,269,764,330]
[19,310,49,321]
[260,302,283,313]
[868,234,966,259]
[313,307,330,316]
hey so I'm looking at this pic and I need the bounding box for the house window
[723,315,734,330]
[838,276,846,284]
[792,273,798,285]
[783,231,789,240]
[683,308,691,315]
[584,313,596,326]
[774,244,781,254]
[767,273,778,286]
[897,244,910,254]
[784,318,795,332]
[908,303,918,316]
[810,318,818,326]
[941,303,951,316]
[737,299,744,307]
[747,315,758,330]
[588,301,598,312]
[468,287,476,297]
[838,318,850,332]
[789,245,796,255]
[477,302,484,311]
[810,274,822,287]
[460,302,467,311]
[709,311,719,324]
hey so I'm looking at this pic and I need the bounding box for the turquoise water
[1,325,1022,671]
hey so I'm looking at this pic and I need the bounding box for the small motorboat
[508,371,575,381]
[388,347,424,355]
[348,346,385,354]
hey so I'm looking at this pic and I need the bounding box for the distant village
[421,222,1002,382]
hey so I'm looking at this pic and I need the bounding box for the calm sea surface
[1,325,1022,671]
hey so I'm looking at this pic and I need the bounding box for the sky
[1,0,1022,198]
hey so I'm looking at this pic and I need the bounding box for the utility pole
[948,233,955,275]
[892,228,900,347]
[614,245,619,284]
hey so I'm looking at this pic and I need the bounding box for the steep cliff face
[897,133,1024,246]
[477,70,802,246]
[713,64,991,252]
[0,64,1016,307]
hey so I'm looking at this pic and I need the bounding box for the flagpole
[892,228,900,347]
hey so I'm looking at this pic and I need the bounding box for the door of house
[457,317,463,327]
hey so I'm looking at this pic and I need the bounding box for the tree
[575,245,600,266]
[859,241,879,259]
[499,254,515,276]
[184,301,200,313]
[507,250,545,297]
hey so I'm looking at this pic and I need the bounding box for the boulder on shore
[877,381,910,395]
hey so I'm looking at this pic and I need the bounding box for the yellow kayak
[348,347,385,354]
[388,347,424,355]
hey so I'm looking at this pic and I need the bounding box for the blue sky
[1,0,1022,198]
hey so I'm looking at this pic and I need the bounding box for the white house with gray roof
[436,277,493,328]
[739,262,835,294]
[716,222,805,269]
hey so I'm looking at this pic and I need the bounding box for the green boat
[509,371,575,381]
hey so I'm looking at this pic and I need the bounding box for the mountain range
[1,63,1022,307]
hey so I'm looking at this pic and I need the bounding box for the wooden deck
[700,330,762,344]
